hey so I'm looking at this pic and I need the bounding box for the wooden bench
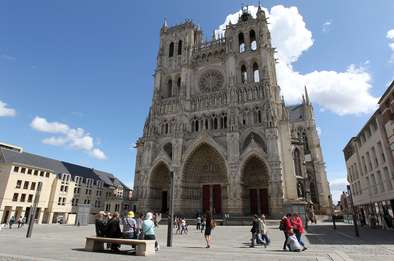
[85,237,155,256]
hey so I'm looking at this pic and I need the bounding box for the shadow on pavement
[305,224,394,245]
[72,248,136,256]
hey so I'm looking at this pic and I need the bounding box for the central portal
[182,143,227,216]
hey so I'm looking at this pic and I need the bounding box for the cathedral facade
[133,7,331,218]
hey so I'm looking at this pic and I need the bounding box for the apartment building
[0,143,132,224]
[343,81,394,228]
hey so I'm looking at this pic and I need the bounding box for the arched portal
[149,162,170,213]
[241,156,270,215]
[182,143,228,216]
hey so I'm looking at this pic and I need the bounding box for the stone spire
[304,85,310,105]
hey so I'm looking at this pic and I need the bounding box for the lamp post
[347,185,359,237]
[26,182,42,238]
[167,171,175,247]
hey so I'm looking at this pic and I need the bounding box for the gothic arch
[240,154,270,215]
[181,142,228,215]
[148,161,171,213]
[241,131,267,154]
[182,134,227,164]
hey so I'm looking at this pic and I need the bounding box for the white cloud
[316,126,322,136]
[0,54,16,61]
[387,29,394,63]
[0,100,16,117]
[329,177,348,203]
[216,5,378,115]
[322,20,332,33]
[31,116,107,160]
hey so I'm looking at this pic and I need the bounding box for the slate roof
[287,104,305,122]
[0,147,130,190]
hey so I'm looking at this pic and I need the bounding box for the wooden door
[202,185,210,214]
[213,184,222,214]
[250,189,258,215]
[259,188,269,215]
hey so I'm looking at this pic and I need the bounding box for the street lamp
[167,171,175,247]
[347,185,360,237]
[26,182,42,238]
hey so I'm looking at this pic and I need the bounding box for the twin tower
[133,7,331,218]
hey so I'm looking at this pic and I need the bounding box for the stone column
[48,212,54,224]
[37,209,44,224]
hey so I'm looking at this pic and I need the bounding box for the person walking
[260,214,270,246]
[9,216,16,229]
[142,212,159,251]
[291,213,307,251]
[280,213,292,251]
[196,215,202,230]
[181,218,188,235]
[250,215,260,248]
[122,211,137,239]
[200,217,205,233]
[204,212,215,248]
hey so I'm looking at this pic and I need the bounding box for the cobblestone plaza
[0,223,393,261]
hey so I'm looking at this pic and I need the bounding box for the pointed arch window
[177,77,181,95]
[167,79,173,97]
[238,32,245,53]
[178,40,182,55]
[169,42,174,57]
[241,65,247,83]
[250,30,257,51]
[253,63,260,83]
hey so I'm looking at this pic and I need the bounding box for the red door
[250,189,258,215]
[213,184,222,214]
[202,185,210,214]
[259,189,269,215]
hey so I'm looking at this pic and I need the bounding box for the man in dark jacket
[95,211,106,237]
[250,215,260,248]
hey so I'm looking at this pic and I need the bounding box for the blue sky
[1,1,394,202]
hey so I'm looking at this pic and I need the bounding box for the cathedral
[133,7,331,218]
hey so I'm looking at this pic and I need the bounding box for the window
[16,180,22,189]
[167,79,173,97]
[238,32,245,53]
[250,29,257,50]
[371,146,378,168]
[31,182,36,190]
[253,63,260,82]
[46,172,50,178]
[21,168,26,174]
[58,197,62,206]
[27,194,33,203]
[169,42,174,57]
[383,167,393,190]
[377,142,385,163]
[12,193,18,201]
[34,170,38,176]
[105,204,111,211]
[361,156,367,174]
[64,186,68,192]
[366,152,372,171]
[178,40,182,55]
[13,166,19,172]
[20,194,26,202]
[62,197,66,206]
[377,171,385,192]
[27,169,32,175]
[23,181,29,190]
[177,77,181,94]
[39,171,44,177]
[241,65,247,83]
[371,174,378,194]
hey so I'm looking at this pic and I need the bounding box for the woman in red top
[291,213,307,251]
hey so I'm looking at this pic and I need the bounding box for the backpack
[279,219,286,231]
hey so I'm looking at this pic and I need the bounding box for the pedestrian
[106,212,122,251]
[196,215,202,230]
[142,212,159,251]
[9,216,16,229]
[95,211,106,237]
[279,213,292,251]
[200,217,205,233]
[204,212,215,248]
[250,215,260,248]
[286,229,303,252]
[181,217,188,235]
[291,213,307,251]
[260,214,270,246]
[176,217,181,234]
[17,216,23,228]
[136,213,144,239]
[122,211,137,239]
